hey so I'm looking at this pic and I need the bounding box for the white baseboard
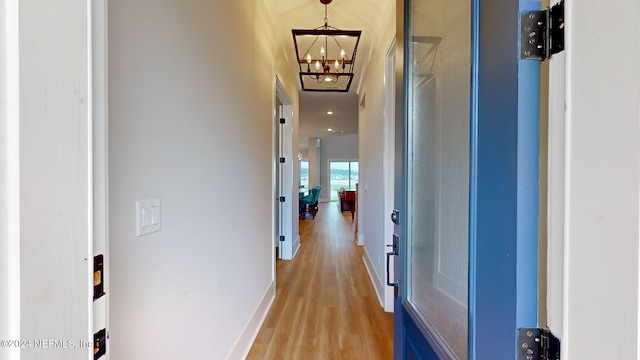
[227,281,275,360]
[292,234,301,258]
[362,247,384,309]
[357,233,365,246]
[282,234,301,261]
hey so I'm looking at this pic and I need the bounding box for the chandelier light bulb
[307,54,311,64]
[320,46,325,57]
[316,61,321,71]
[340,48,345,59]
[335,60,339,70]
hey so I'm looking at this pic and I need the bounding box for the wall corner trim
[292,234,301,259]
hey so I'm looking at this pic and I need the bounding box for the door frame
[383,38,397,313]
[2,0,21,356]
[274,77,297,261]
[93,0,110,357]
[550,0,640,357]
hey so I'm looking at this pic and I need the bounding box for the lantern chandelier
[292,0,361,92]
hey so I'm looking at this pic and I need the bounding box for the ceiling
[261,0,394,144]
[299,91,359,139]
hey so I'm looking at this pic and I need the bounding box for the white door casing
[547,0,640,358]
[383,39,396,313]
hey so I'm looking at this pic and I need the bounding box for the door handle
[386,251,395,287]
[386,243,398,287]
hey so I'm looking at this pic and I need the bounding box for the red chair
[343,191,357,220]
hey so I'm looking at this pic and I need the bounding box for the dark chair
[343,190,357,220]
[339,189,357,218]
[300,186,322,219]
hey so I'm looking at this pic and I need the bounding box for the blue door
[392,0,541,358]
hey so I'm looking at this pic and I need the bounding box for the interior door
[392,0,541,358]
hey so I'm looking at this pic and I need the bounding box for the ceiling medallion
[292,0,361,92]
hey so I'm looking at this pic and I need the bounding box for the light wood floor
[246,202,394,360]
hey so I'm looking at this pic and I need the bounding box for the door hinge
[94,328,107,359]
[280,235,285,242]
[279,157,286,163]
[279,196,286,202]
[518,327,560,360]
[520,0,565,60]
[279,118,286,124]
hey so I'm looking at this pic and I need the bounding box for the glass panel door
[329,161,358,200]
[405,0,471,357]
[349,162,359,188]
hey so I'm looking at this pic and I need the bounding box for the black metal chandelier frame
[292,1,361,92]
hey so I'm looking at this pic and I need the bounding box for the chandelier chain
[324,5,328,27]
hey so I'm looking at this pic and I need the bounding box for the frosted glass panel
[406,0,471,358]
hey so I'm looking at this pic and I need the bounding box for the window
[329,161,359,201]
[300,161,309,189]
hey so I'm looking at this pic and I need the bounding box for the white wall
[319,134,359,202]
[0,1,93,359]
[308,138,319,189]
[356,1,396,310]
[108,1,298,359]
[559,0,640,357]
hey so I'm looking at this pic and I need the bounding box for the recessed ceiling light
[326,111,334,115]
[327,128,333,132]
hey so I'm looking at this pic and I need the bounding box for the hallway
[247,203,394,359]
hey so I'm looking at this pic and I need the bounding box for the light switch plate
[136,199,161,236]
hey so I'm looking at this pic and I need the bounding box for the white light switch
[141,207,151,226]
[136,199,161,236]
[151,205,160,225]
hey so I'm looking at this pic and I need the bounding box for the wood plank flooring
[246,202,394,360]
